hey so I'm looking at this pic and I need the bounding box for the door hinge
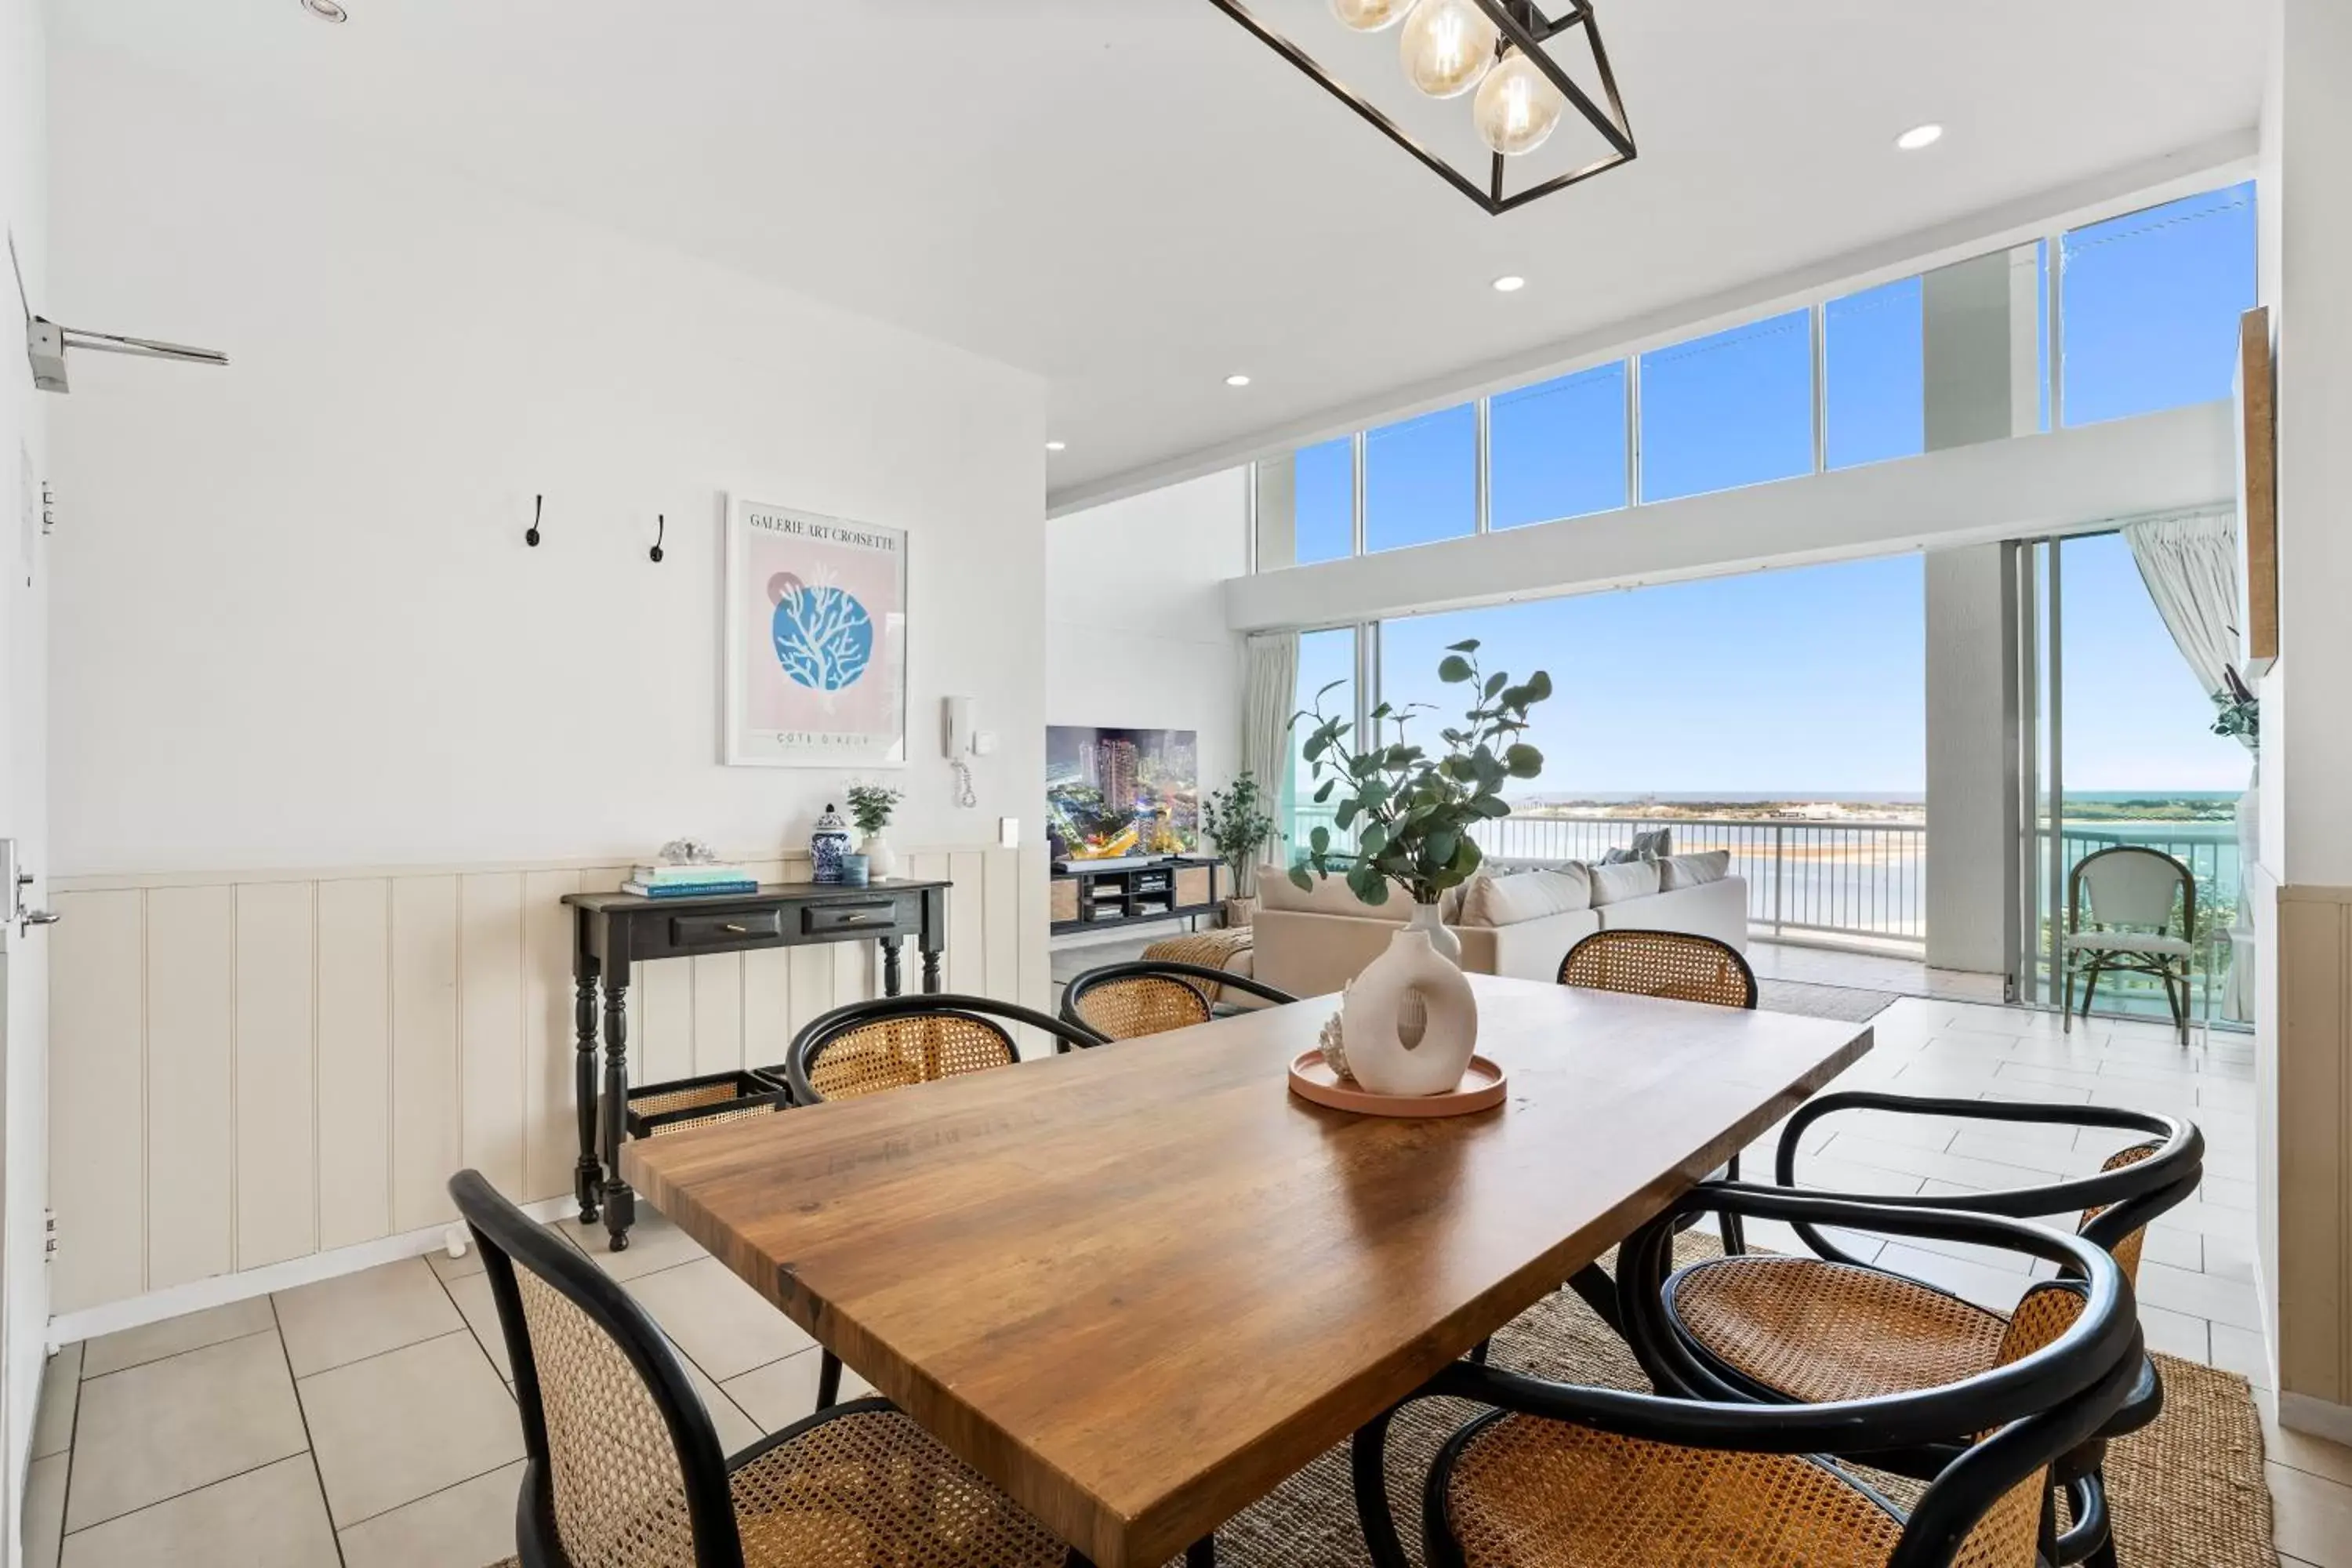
[43,1209,57,1260]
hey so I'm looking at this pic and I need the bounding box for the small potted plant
[1200,770,1279,927]
[844,782,906,880]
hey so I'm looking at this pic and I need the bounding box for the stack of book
[622,862,758,898]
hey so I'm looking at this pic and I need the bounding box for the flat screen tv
[1046,726,1199,860]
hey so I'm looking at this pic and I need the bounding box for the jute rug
[1189,1240,2274,1568]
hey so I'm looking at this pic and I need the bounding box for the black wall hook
[649,514,666,564]
[525,494,543,548]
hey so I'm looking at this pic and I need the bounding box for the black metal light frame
[1207,0,1635,216]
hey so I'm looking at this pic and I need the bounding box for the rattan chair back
[1058,960,1299,1044]
[2071,844,2193,935]
[782,993,1104,1104]
[449,1169,739,1568]
[2083,1141,2164,1279]
[1557,928,1758,1010]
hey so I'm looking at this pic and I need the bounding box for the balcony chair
[1058,958,1297,1044]
[1636,1094,2201,1568]
[1558,927,1759,1254]
[1352,1185,2145,1568]
[445,1169,1075,1568]
[2061,845,2198,1047]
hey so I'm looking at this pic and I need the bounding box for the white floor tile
[439,1269,510,1379]
[2267,1461,2352,1568]
[299,1331,524,1528]
[24,1453,65,1568]
[2136,1302,2212,1364]
[2209,1322,2273,1389]
[32,1344,79,1460]
[626,1258,815,1381]
[67,1332,308,1532]
[586,1203,710,1283]
[273,1258,465,1377]
[59,1454,337,1568]
[338,1460,525,1568]
[82,1297,276,1380]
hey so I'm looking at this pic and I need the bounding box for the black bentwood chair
[446,1170,1074,1568]
[1558,928,1761,1256]
[1642,1096,2201,1567]
[1353,1186,2145,1568]
[1058,959,1298,1044]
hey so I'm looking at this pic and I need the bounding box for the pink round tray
[1287,1048,1508,1118]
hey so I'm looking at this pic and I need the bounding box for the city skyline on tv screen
[1046,726,1199,858]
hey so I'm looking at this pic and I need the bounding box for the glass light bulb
[1330,0,1414,31]
[1473,49,1567,156]
[1398,0,1498,100]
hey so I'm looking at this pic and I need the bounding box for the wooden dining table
[623,971,1874,1568]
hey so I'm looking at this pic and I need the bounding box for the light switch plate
[998,816,1019,848]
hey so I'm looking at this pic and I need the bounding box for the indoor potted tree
[1287,640,1551,1094]
[844,782,905,880]
[1200,770,1279,927]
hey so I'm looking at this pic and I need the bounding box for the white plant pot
[1406,899,1462,965]
[1341,927,1479,1096]
[860,833,899,881]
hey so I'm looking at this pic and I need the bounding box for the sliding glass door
[2013,531,2251,1026]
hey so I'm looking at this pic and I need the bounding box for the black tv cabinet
[1048,858,1222,935]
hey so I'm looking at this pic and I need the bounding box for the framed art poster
[724,496,908,767]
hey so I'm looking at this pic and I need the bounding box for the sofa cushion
[1659,850,1733,891]
[1256,866,1397,920]
[1588,858,1663,906]
[1457,865,1592,927]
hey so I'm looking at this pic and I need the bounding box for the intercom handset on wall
[942,696,995,809]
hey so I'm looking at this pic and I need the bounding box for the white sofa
[1251,855,1749,1000]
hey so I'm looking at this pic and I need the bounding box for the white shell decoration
[1319,1009,1355,1083]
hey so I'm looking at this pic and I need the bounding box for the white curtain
[1238,631,1299,897]
[2122,508,2244,724]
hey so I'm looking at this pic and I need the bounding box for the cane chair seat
[728,1403,1066,1568]
[800,1012,1016,1102]
[1664,1256,2010,1405]
[1067,973,1214,1040]
[1442,1416,1907,1567]
[1666,1142,2165,1407]
[1436,1283,2085,1568]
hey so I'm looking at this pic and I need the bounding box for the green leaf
[1359,823,1389,858]
[1523,669,1553,702]
[1312,779,1334,803]
[1437,655,1475,684]
[1334,800,1357,830]
[1303,732,1327,762]
[1348,863,1392,906]
[1472,794,1512,819]
[1424,827,1459,868]
[1504,743,1543,779]
[1310,826,1331,855]
[1483,671,1508,699]
[1289,865,1313,891]
[1446,639,1482,654]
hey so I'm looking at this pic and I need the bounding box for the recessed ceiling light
[1045,441,1067,452]
[1895,123,1944,151]
[1492,275,1527,293]
[300,0,350,20]
[1225,373,1252,387]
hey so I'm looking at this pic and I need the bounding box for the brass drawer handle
[721,923,747,935]
[840,913,870,924]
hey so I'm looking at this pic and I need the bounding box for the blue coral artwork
[726,497,908,767]
[769,573,874,692]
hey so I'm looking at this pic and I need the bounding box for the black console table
[564,879,949,1250]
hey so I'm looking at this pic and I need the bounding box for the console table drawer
[670,910,785,949]
[801,898,906,935]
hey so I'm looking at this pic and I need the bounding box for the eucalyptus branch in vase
[1289,639,1552,913]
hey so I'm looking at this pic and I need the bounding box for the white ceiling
[49,2,2267,510]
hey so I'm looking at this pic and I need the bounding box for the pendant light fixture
[1212,0,1635,215]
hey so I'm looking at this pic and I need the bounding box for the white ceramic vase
[860,833,899,881]
[1341,927,1479,1096]
[1406,899,1462,965]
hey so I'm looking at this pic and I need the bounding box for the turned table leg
[600,971,636,1250]
[573,968,601,1225]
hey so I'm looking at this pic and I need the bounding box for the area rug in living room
[1757,975,1901,1023]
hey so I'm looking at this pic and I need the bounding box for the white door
[1,263,53,1565]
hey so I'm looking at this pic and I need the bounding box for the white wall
[46,39,1047,877]
[1923,546,2012,975]
[1046,468,1248,794]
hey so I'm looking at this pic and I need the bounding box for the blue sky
[1294,180,2257,797]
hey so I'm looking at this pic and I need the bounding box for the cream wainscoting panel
[2276,884,2352,1413]
[49,848,1044,1316]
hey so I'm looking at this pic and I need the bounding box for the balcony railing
[1287,807,1926,947]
